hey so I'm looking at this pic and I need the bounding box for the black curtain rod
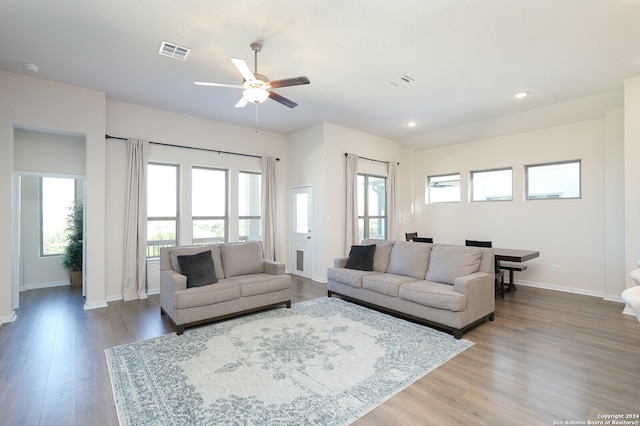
[344,152,399,165]
[106,135,279,161]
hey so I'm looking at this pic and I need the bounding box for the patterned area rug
[106,297,473,425]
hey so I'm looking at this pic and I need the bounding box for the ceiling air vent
[158,41,191,61]
[386,75,414,87]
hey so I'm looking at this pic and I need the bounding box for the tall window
[358,174,387,241]
[470,168,513,201]
[192,167,227,244]
[147,163,179,257]
[40,177,76,256]
[526,160,581,200]
[239,171,261,241]
[427,173,461,203]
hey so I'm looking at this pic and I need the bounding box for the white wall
[624,76,640,294]
[0,70,106,323]
[289,123,402,282]
[410,116,625,298]
[105,100,290,299]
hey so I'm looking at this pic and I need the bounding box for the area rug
[106,297,473,426]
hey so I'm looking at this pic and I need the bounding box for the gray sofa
[160,241,291,334]
[327,239,495,338]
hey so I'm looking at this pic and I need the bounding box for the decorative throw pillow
[177,250,218,288]
[345,244,376,271]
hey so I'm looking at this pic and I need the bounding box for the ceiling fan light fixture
[243,87,269,103]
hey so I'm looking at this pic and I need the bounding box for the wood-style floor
[1,277,639,425]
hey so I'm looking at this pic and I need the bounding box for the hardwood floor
[1,277,639,425]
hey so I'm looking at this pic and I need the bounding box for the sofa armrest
[160,269,187,317]
[453,271,495,321]
[264,260,286,275]
[334,257,348,268]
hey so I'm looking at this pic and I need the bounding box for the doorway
[289,186,312,279]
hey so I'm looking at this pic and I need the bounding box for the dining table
[492,248,540,296]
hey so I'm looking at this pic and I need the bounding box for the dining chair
[465,239,505,297]
[405,232,418,242]
[412,237,433,243]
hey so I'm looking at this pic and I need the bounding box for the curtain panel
[122,138,149,301]
[387,161,399,241]
[261,156,278,261]
[345,153,359,255]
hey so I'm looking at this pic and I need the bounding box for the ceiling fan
[194,42,310,109]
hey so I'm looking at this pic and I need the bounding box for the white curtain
[387,161,399,241]
[345,153,359,255]
[261,156,278,261]
[122,138,149,301]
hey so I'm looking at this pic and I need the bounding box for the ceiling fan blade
[268,76,310,89]
[194,81,244,88]
[269,91,298,108]
[231,57,255,82]
[235,97,249,108]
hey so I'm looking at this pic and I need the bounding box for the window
[427,173,460,203]
[358,174,387,241]
[239,171,261,241]
[192,167,227,244]
[470,168,513,201]
[40,177,76,256]
[147,163,179,257]
[525,160,581,200]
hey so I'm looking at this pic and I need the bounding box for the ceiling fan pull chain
[255,102,259,132]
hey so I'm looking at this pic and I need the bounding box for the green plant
[62,200,83,272]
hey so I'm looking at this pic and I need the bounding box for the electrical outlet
[551,264,558,273]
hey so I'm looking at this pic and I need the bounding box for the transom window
[525,160,581,200]
[358,174,387,241]
[427,173,461,203]
[470,168,513,201]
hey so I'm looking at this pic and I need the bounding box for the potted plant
[62,199,83,286]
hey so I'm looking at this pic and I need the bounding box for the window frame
[470,167,513,202]
[525,159,581,200]
[147,162,180,257]
[238,170,261,242]
[191,166,228,245]
[358,173,388,241]
[426,173,461,203]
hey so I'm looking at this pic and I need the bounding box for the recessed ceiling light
[24,63,40,73]
[407,121,417,127]
[514,91,530,99]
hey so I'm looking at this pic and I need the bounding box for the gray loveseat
[327,239,495,338]
[160,241,291,334]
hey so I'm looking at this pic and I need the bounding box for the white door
[289,186,312,279]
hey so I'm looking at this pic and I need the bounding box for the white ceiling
[1,1,639,149]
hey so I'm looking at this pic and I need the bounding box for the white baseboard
[516,280,626,304]
[84,299,108,310]
[0,310,17,325]
[22,280,69,291]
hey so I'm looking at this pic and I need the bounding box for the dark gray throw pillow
[345,244,376,271]
[177,250,218,288]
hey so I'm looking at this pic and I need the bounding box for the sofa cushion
[426,245,482,285]
[174,280,241,309]
[400,281,466,312]
[177,250,218,288]
[220,241,264,278]
[362,274,420,297]
[387,241,432,280]
[170,245,224,281]
[327,267,381,289]
[345,244,376,271]
[230,274,291,297]
[362,239,394,272]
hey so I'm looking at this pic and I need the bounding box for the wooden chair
[405,232,418,241]
[465,240,505,298]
